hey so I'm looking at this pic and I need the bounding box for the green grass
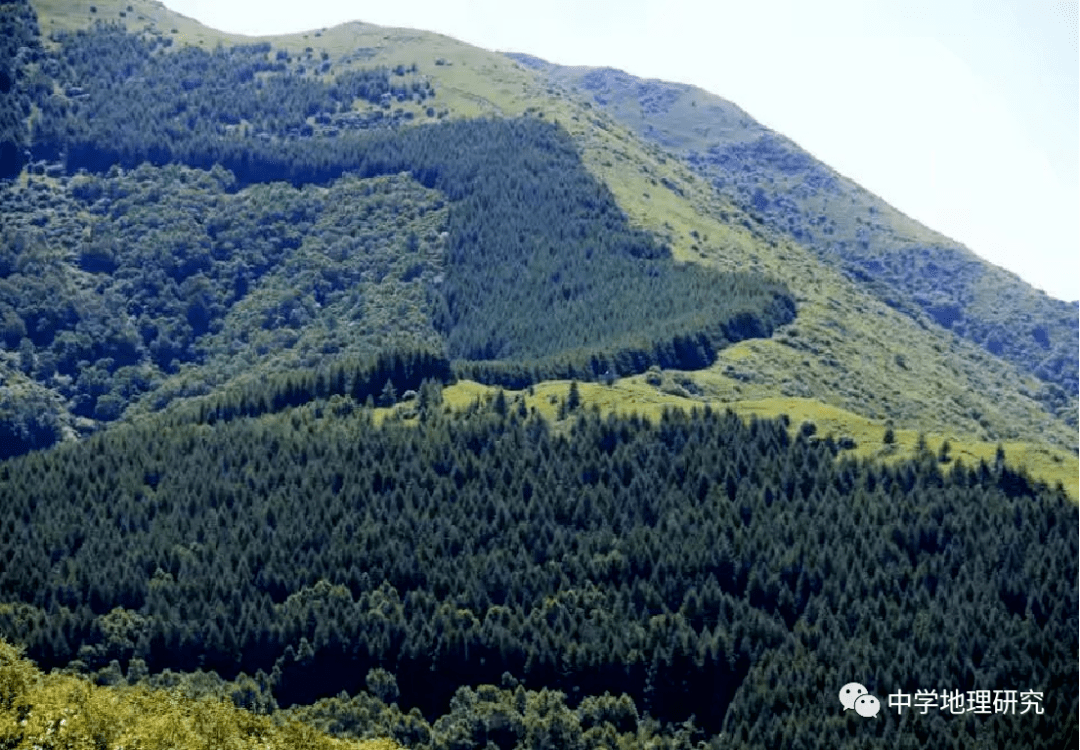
[439,379,1079,502]
[27,0,1079,465]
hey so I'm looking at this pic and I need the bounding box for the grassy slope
[529,58,1060,271]
[436,380,1078,501]
[26,0,1076,464]
[528,59,1079,416]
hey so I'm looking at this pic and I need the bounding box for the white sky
[163,0,1080,302]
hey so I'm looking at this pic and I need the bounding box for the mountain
[0,1,1077,748]
[1,0,1075,475]
[513,56,1079,405]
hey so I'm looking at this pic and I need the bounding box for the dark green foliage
[284,683,692,750]
[0,398,1074,748]
[567,380,581,411]
[28,24,794,375]
[0,167,448,426]
[0,381,64,459]
[30,25,428,168]
[379,379,397,407]
[39,76,793,383]
[0,21,793,459]
[28,24,432,173]
[173,349,453,426]
[0,1,37,178]
[3,18,1071,748]
[365,668,399,704]
[938,438,952,463]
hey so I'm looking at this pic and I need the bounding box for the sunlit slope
[520,57,1078,421]
[0,637,399,750]
[26,0,1077,457]
[437,380,1078,502]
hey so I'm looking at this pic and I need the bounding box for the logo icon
[840,682,881,717]
[854,694,881,718]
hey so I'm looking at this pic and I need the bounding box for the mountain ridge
[0,0,1074,468]
[0,3,1077,748]
[509,53,1078,400]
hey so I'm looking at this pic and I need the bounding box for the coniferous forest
[0,393,1076,749]
[0,13,793,456]
[0,2,1077,748]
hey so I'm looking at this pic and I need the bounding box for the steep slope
[1,3,1078,749]
[513,56,1079,427]
[2,4,792,455]
[6,0,1075,463]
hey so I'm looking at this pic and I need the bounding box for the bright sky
[163,0,1080,302]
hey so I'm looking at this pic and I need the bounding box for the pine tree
[379,379,397,407]
[567,381,581,412]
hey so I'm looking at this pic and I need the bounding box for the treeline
[451,302,794,389]
[1,13,795,448]
[2,120,793,435]
[0,395,1074,748]
[176,348,452,425]
[25,21,796,379]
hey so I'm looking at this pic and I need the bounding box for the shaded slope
[13,0,1077,456]
[0,13,793,457]
[0,0,38,178]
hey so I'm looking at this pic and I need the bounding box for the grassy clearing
[29,0,1077,466]
[440,379,1079,502]
[33,0,237,46]
[526,73,1077,455]
[721,395,1078,500]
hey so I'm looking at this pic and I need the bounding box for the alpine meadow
[0,1,1076,749]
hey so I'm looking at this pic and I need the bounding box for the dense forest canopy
[0,12,793,457]
[0,2,1076,749]
[0,393,1075,748]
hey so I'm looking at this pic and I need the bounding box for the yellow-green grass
[437,379,1079,502]
[573,130,1078,453]
[29,0,1078,462]
[720,396,1078,499]
[0,636,400,750]
[32,0,238,47]
[519,72,1078,455]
